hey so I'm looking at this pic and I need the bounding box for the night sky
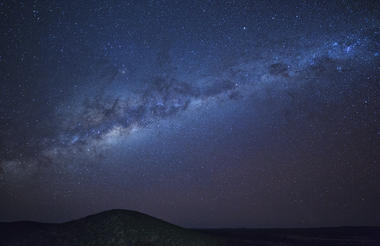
[0,0,379,228]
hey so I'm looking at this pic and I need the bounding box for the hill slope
[1,210,379,246]
[0,209,222,246]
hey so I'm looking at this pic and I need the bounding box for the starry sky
[0,0,379,228]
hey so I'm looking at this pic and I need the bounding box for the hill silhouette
[1,210,379,246]
[0,209,221,246]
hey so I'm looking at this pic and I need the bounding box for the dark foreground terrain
[0,210,379,246]
[200,227,380,246]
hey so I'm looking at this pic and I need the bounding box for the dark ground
[199,227,380,245]
[0,210,379,246]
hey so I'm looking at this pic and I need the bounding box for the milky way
[0,0,379,227]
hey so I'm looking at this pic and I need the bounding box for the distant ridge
[1,210,380,246]
[0,209,221,246]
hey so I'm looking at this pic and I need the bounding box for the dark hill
[1,210,380,246]
[0,209,222,246]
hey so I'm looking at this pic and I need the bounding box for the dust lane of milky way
[0,0,379,227]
